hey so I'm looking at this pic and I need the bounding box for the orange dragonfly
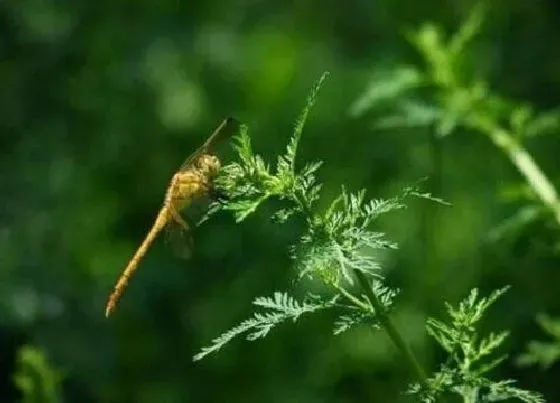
[105,117,240,317]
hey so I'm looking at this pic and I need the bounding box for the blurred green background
[1,0,560,401]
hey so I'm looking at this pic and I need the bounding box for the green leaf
[517,314,560,370]
[524,109,560,138]
[350,66,424,117]
[289,71,330,171]
[193,293,336,361]
[333,310,375,335]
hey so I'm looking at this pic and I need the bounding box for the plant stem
[471,117,560,226]
[353,269,429,386]
[331,281,371,311]
[462,386,479,403]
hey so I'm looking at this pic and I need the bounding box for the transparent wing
[178,117,240,173]
[163,195,213,259]
[164,219,193,260]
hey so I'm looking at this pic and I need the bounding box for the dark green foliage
[13,346,62,403]
[3,1,560,401]
[517,315,560,370]
[351,2,560,226]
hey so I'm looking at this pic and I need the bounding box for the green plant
[193,73,544,402]
[349,4,560,397]
[350,1,560,230]
[13,345,63,403]
[517,314,560,370]
[408,287,543,403]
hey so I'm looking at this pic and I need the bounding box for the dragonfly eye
[198,154,221,176]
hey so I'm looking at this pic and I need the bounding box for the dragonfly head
[197,154,221,177]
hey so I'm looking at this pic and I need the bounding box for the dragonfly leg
[169,206,189,232]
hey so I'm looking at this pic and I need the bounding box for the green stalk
[461,386,479,403]
[331,281,371,311]
[353,269,429,386]
[471,117,560,226]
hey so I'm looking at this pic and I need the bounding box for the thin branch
[353,269,429,386]
[471,116,560,226]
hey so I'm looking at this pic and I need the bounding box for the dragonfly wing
[164,190,218,258]
[178,117,240,172]
[164,219,193,259]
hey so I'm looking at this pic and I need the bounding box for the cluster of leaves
[350,1,560,230]
[348,2,558,398]
[350,2,560,139]
[13,345,63,403]
[196,72,416,360]
[408,287,544,403]
[194,72,544,401]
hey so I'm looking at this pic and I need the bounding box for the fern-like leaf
[193,293,337,361]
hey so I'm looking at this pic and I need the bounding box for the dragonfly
[105,117,240,317]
